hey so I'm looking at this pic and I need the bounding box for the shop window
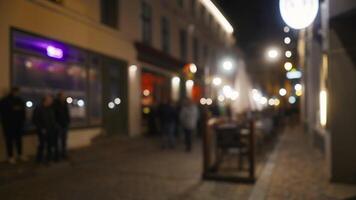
[179,29,187,61]
[193,37,199,63]
[101,0,119,29]
[177,0,183,8]
[161,16,170,54]
[141,1,153,45]
[11,30,103,128]
[191,0,196,16]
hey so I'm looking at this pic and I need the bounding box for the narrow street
[1,126,355,200]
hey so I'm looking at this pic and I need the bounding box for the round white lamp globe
[280,0,319,30]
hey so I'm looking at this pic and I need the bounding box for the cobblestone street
[0,126,355,200]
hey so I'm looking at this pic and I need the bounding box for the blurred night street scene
[0,0,356,199]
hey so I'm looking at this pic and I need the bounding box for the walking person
[179,98,199,152]
[0,87,26,164]
[53,92,70,159]
[158,98,177,149]
[33,95,59,163]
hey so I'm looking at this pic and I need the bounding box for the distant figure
[0,87,26,164]
[33,95,59,163]
[179,98,199,152]
[53,92,70,159]
[158,99,177,149]
[210,101,220,117]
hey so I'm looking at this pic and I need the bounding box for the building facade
[0,0,234,160]
[299,0,356,184]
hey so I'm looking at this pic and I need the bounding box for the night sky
[217,0,286,57]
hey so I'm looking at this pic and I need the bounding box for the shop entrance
[141,70,171,135]
[102,58,128,135]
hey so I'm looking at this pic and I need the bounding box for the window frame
[141,1,153,45]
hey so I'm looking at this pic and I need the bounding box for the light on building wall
[279,88,287,96]
[284,37,291,44]
[172,76,180,102]
[189,63,197,74]
[279,0,319,30]
[186,80,194,98]
[199,0,234,34]
[212,77,222,86]
[285,50,292,58]
[284,62,293,71]
[129,65,138,78]
[172,76,180,85]
[320,90,327,127]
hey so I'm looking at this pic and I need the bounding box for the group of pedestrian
[157,98,199,152]
[0,87,70,164]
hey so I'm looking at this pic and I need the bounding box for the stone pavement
[0,126,355,200]
[264,126,356,200]
[0,136,253,200]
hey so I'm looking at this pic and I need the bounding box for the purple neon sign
[46,46,63,59]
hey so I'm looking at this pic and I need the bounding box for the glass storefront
[11,30,103,128]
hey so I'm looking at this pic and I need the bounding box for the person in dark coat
[0,87,26,164]
[53,92,70,159]
[32,95,59,163]
[157,98,177,149]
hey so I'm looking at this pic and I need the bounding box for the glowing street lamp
[279,88,287,96]
[279,0,319,30]
[284,37,291,44]
[284,62,293,71]
[212,77,222,86]
[288,96,297,104]
[284,26,290,33]
[294,83,302,91]
[189,63,197,74]
[266,48,280,61]
[222,60,233,71]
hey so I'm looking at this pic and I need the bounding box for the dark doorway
[102,57,128,135]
